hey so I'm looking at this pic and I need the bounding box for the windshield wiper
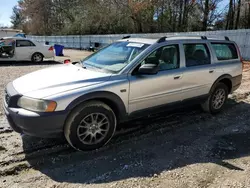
[84,63,101,70]
[80,62,87,69]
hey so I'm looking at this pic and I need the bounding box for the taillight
[64,59,71,64]
[48,46,54,51]
[235,44,244,70]
[241,56,244,71]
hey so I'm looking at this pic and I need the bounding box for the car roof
[118,36,233,45]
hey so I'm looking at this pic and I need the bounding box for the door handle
[209,69,214,73]
[174,75,182,80]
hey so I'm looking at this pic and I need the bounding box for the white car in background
[0,37,54,62]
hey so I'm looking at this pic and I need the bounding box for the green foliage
[10,3,23,29]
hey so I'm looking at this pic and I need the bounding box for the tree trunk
[226,0,234,30]
[178,0,183,31]
[169,6,173,31]
[160,0,164,32]
[156,5,160,31]
[244,5,248,28]
[235,0,241,29]
[248,4,250,28]
[172,6,177,32]
[202,0,209,31]
[182,0,188,31]
[229,0,235,29]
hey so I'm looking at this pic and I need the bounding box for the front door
[128,44,183,114]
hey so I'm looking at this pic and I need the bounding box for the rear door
[181,42,223,100]
[15,40,36,60]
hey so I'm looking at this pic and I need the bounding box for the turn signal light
[45,101,57,112]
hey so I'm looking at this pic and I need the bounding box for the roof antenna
[157,36,167,43]
[122,36,131,39]
[225,36,230,41]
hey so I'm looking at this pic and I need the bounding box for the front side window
[16,40,35,47]
[135,44,180,73]
[211,43,238,60]
[82,42,149,73]
[184,43,211,67]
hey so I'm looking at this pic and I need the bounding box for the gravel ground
[1,55,250,188]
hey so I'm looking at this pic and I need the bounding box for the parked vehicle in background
[3,36,242,151]
[0,37,54,62]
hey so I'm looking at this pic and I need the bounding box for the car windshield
[82,42,150,73]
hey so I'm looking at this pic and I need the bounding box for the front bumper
[3,82,67,138]
[3,102,67,138]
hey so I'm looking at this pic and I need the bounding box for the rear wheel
[31,53,43,62]
[64,101,117,151]
[201,83,228,114]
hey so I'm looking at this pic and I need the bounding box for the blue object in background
[54,44,64,56]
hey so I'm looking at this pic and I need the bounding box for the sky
[0,0,18,26]
[0,0,229,27]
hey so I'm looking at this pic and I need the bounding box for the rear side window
[211,43,238,60]
[16,40,35,47]
[184,43,211,67]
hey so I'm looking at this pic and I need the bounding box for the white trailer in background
[0,29,22,38]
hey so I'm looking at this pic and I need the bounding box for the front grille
[5,90,11,106]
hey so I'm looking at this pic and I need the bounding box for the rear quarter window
[211,43,238,61]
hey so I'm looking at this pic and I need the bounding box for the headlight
[17,96,57,112]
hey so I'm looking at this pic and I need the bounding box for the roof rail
[163,35,231,41]
[122,36,131,39]
[225,36,230,41]
[157,36,167,43]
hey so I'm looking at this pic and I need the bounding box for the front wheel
[201,83,228,114]
[64,101,117,151]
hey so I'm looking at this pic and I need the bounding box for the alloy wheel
[212,88,226,110]
[77,113,110,145]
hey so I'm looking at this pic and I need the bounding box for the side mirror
[138,64,159,75]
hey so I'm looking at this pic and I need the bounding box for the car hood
[12,64,112,98]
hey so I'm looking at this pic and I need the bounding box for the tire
[64,101,117,151]
[201,83,229,114]
[31,53,44,62]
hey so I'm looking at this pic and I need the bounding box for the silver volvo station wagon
[3,36,243,151]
